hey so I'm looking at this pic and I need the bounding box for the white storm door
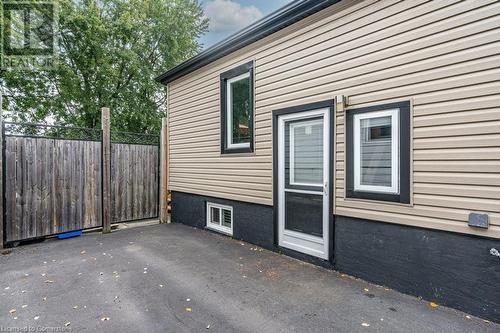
[278,108,329,260]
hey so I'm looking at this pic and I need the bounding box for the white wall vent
[206,202,233,236]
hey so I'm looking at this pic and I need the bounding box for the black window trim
[346,101,411,204]
[220,61,254,154]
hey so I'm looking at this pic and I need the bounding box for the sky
[199,0,292,49]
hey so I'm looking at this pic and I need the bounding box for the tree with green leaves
[1,0,208,133]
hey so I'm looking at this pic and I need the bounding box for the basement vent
[206,202,233,236]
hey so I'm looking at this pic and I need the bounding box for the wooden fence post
[0,95,4,248]
[159,117,169,223]
[101,107,111,233]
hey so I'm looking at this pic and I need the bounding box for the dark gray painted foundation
[335,216,500,323]
[171,191,274,250]
[171,191,500,322]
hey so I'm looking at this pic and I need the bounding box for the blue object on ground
[57,230,82,239]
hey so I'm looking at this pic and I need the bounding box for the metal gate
[2,122,160,245]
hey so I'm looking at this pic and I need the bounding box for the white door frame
[277,108,330,259]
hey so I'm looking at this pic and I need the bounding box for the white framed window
[206,202,233,236]
[226,72,251,150]
[220,61,254,154]
[353,109,399,194]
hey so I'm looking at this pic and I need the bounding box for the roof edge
[156,0,341,85]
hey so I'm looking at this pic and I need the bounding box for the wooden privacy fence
[110,133,160,223]
[0,103,167,247]
[3,126,103,242]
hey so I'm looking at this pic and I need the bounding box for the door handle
[324,181,328,195]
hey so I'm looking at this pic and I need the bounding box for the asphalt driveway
[0,223,498,333]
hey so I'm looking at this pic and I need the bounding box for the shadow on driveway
[0,223,498,332]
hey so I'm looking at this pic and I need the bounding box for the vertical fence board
[35,139,42,237]
[126,145,132,221]
[15,138,23,241]
[43,139,52,236]
[0,96,3,248]
[101,107,111,234]
[5,139,16,242]
[159,118,169,223]
[92,141,103,228]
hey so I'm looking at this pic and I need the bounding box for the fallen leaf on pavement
[429,302,439,308]
[9,309,16,315]
[185,308,192,312]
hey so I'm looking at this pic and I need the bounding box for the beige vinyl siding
[168,0,500,238]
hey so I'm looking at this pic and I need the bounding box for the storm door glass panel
[229,75,250,145]
[360,116,392,187]
[283,117,324,236]
[286,118,323,187]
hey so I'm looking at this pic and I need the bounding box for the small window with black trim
[346,101,411,204]
[220,61,254,154]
